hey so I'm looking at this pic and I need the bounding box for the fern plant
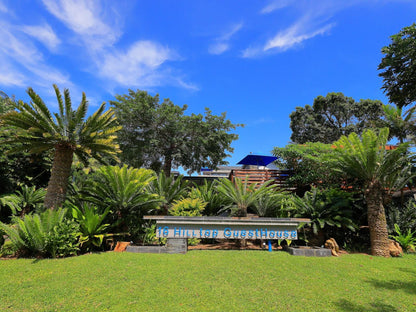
[0,185,46,216]
[390,223,416,252]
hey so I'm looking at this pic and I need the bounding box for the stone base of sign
[287,246,332,257]
[125,238,188,254]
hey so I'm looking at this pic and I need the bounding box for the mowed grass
[0,251,415,311]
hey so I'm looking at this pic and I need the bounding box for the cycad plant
[0,208,79,257]
[148,172,190,214]
[390,223,416,253]
[330,128,415,256]
[0,85,121,209]
[291,188,356,239]
[85,165,157,220]
[189,180,230,215]
[216,178,277,217]
[0,185,46,216]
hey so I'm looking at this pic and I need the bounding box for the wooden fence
[230,169,294,190]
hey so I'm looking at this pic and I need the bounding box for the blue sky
[1,0,416,171]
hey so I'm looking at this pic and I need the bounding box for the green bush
[169,198,206,217]
[0,208,80,258]
[169,198,206,246]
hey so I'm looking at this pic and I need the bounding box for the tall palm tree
[0,85,121,209]
[331,128,414,257]
[383,104,416,143]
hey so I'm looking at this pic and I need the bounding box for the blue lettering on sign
[291,230,297,239]
[204,230,211,237]
[269,231,275,238]
[283,230,289,238]
[276,231,283,238]
[224,228,231,238]
[158,227,162,237]
[212,229,218,238]
[163,226,169,237]
[240,230,246,238]
[174,227,181,237]
[261,228,267,237]
[248,230,254,238]
[233,230,240,238]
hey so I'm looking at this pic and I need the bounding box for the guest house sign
[143,216,310,240]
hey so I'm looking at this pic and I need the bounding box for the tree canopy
[289,92,385,144]
[379,23,416,108]
[110,89,241,176]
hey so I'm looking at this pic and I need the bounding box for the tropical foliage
[148,172,189,214]
[329,128,415,256]
[390,223,416,252]
[68,203,114,252]
[0,85,121,209]
[291,188,356,235]
[0,185,46,216]
[216,178,277,217]
[0,208,79,258]
[189,180,230,216]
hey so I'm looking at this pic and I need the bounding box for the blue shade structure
[237,155,277,166]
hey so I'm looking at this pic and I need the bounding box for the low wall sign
[144,216,310,240]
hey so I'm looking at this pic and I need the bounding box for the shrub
[169,198,206,246]
[0,208,80,258]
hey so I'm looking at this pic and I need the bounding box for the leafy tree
[383,104,416,143]
[110,89,241,176]
[289,92,385,144]
[378,23,416,108]
[272,143,340,194]
[0,85,121,209]
[329,128,414,256]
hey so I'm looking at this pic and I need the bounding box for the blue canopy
[237,155,277,166]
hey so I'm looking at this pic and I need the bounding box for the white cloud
[260,0,292,14]
[264,22,334,52]
[209,42,229,55]
[0,22,71,89]
[99,40,175,87]
[42,0,119,49]
[21,24,60,51]
[209,22,243,55]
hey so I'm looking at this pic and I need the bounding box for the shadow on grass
[335,299,399,312]
[366,278,416,295]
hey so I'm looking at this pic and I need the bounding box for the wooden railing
[230,169,294,190]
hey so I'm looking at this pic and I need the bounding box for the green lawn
[1,251,415,311]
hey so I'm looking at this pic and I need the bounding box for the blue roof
[237,155,277,166]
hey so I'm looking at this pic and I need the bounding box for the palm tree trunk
[365,180,390,257]
[44,145,74,210]
[163,153,172,177]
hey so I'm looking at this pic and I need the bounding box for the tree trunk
[163,153,172,177]
[44,145,74,210]
[365,180,390,257]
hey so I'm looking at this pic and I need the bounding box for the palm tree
[331,128,414,257]
[0,85,121,209]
